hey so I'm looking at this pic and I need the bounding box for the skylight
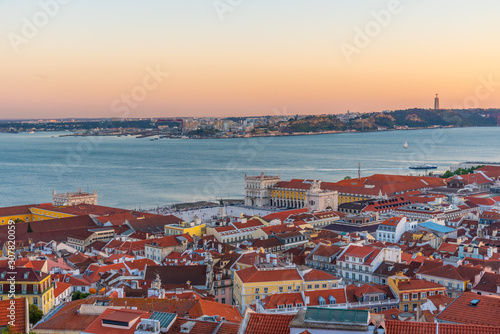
[469,299,480,307]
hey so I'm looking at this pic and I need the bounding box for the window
[404,304,409,312]
[412,293,418,300]
[22,285,26,293]
[307,285,312,289]
[255,288,260,293]
[279,287,283,292]
[264,287,268,293]
[322,284,327,288]
[429,291,435,296]
[221,298,226,304]
[421,292,426,299]
[403,294,409,301]
[288,286,292,291]
[314,284,319,289]
[412,304,417,311]
[33,297,38,305]
[33,285,38,294]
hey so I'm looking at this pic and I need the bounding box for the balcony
[2,283,54,296]
[258,298,398,314]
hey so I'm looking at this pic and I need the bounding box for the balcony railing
[258,298,398,314]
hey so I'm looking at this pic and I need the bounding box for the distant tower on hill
[434,94,440,110]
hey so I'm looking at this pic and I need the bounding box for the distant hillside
[354,109,499,130]
[283,115,347,133]
[260,109,500,133]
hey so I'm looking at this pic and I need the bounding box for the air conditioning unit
[180,321,196,333]
[135,319,160,334]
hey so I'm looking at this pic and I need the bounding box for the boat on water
[403,141,408,148]
[409,164,437,170]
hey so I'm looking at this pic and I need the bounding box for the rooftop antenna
[358,162,361,181]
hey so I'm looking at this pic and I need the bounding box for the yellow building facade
[0,205,76,225]
[233,266,339,311]
[0,269,55,315]
[165,222,206,237]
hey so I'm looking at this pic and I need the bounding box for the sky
[0,0,499,119]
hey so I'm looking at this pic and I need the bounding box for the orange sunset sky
[0,0,499,119]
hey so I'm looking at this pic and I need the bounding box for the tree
[343,176,352,180]
[1,326,36,334]
[29,304,43,325]
[27,222,33,233]
[72,291,90,301]
[441,170,453,178]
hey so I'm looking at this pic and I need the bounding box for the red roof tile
[302,269,338,282]
[188,299,242,323]
[0,298,27,333]
[83,308,150,334]
[436,292,500,326]
[244,313,294,334]
[386,320,500,334]
[236,266,302,283]
[262,209,309,222]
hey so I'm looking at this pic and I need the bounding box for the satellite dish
[89,288,97,294]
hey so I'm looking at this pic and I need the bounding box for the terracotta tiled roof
[337,245,382,265]
[259,224,297,236]
[0,298,27,333]
[472,272,500,294]
[305,288,347,305]
[236,266,302,283]
[188,299,242,323]
[0,204,35,217]
[147,234,193,248]
[437,242,459,254]
[244,313,294,334]
[345,284,395,303]
[385,320,500,334]
[419,264,482,282]
[416,259,444,273]
[0,266,48,282]
[394,277,446,291]
[125,258,157,271]
[84,263,131,283]
[302,269,338,282]
[53,281,72,298]
[261,292,304,309]
[251,238,284,249]
[380,216,405,226]
[0,215,98,244]
[436,292,500,326]
[309,244,342,258]
[262,209,309,223]
[83,308,150,334]
[144,265,208,286]
[34,299,98,332]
